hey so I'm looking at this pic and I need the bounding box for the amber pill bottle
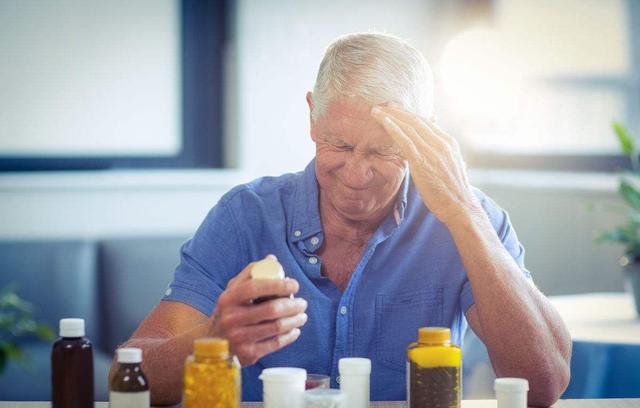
[183,338,241,408]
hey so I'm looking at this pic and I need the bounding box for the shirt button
[336,376,341,384]
[308,256,318,265]
[310,236,320,245]
[340,306,347,315]
[294,230,302,237]
[164,288,172,296]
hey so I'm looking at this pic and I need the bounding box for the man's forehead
[322,96,388,139]
[326,95,373,117]
[324,95,422,121]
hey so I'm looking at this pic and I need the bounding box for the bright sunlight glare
[439,27,526,123]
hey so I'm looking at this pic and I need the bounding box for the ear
[306,91,318,142]
[306,91,314,123]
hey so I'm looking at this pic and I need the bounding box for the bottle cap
[418,327,451,345]
[59,318,85,337]
[259,367,307,383]
[117,347,142,363]
[251,258,285,280]
[194,337,229,358]
[494,377,529,393]
[338,357,371,375]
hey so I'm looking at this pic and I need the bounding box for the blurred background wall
[1,0,636,295]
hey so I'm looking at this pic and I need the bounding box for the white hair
[311,32,434,121]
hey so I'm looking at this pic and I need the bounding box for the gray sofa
[0,236,188,401]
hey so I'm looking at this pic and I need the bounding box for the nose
[341,154,374,189]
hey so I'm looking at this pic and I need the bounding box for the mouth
[338,186,373,204]
[343,185,369,192]
[340,183,371,197]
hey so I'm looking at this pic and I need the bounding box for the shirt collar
[290,160,411,242]
[291,159,323,243]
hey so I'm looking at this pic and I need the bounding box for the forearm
[109,322,209,406]
[448,209,571,406]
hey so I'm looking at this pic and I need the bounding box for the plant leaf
[614,121,634,156]
[619,179,640,209]
[596,227,630,244]
[36,324,55,341]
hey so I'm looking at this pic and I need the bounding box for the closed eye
[371,145,401,158]
[331,141,353,152]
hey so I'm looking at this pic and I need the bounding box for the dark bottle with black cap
[51,318,94,408]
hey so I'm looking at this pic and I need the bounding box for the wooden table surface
[2,400,640,407]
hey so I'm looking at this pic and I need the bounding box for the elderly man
[113,33,571,406]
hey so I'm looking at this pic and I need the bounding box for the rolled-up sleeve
[163,198,247,316]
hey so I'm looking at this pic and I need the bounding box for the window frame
[0,0,227,172]
[466,0,640,172]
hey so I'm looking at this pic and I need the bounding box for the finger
[387,115,459,186]
[381,105,432,136]
[381,105,451,151]
[383,103,458,151]
[386,110,461,169]
[247,297,307,324]
[373,111,441,172]
[371,108,422,162]
[386,115,439,159]
[251,328,302,360]
[227,312,308,344]
[220,278,300,306]
[221,297,307,328]
[422,117,466,174]
[371,107,429,152]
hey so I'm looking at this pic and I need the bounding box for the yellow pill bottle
[407,327,461,408]
[183,338,241,408]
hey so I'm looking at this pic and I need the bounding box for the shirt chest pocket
[375,288,444,372]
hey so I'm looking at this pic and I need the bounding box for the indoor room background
[0,0,638,401]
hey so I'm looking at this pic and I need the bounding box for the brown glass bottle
[51,318,94,408]
[109,348,149,408]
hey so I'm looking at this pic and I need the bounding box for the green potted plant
[597,122,640,316]
[0,284,55,375]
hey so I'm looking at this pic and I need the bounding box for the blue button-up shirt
[164,159,529,401]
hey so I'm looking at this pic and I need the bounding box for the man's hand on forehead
[370,103,481,225]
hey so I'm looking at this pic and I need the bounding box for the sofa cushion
[0,341,112,401]
[98,236,189,353]
[0,240,100,343]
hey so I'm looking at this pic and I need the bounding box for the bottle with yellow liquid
[183,338,241,408]
[407,327,461,408]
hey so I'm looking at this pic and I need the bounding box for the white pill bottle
[338,357,371,408]
[495,377,529,408]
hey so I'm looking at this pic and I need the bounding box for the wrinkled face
[309,95,407,222]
